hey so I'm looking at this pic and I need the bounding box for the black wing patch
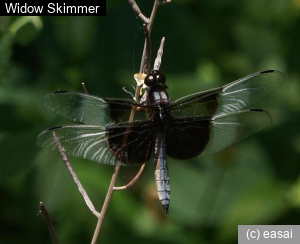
[107,121,154,165]
[166,109,272,160]
[37,121,154,166]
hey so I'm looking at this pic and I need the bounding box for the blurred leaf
[0,129,39,183]
[288,176,300,207]
[10,16,42,37]
[0,31,13,80]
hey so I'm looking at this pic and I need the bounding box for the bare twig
[139,0,160,74]
[92,2,162,242]
[122,86,135,100]
[53,132,100,218]
[140,24,151,74]
[154,37,165,70]
[40,202,60,244]
[114,164,146,191]
[148,0,160,34]
[92,111,137,242]
[128,0,150,24]
[91,164,121,244]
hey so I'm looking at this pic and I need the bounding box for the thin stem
[40,202,60,244]
[139,0,160,74]
[140,24,151,74]
[128,0,150,24]
[91,164,121,244]
[53,132,100,218]
[148,0,160,33]
[114,164,146,191]
[91,1,162,242]
[92,108,137,242]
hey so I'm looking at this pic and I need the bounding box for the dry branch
[42,1,168,243]
[40,202,60,244]
[53,132,100,218]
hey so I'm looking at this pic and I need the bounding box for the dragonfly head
[144,70,167,89]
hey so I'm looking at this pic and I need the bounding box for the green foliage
[0,1,300,243]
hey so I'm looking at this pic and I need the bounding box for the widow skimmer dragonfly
[37,69,285,213]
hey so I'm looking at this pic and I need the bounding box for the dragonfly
[37,69,285,213]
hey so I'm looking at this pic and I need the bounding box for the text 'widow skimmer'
[37,69,285,213]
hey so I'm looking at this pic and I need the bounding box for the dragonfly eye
[157,73,166,85]
[144,75,155,87]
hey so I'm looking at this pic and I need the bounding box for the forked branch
[92,1,165,242]
[128,0,150,24]
[42,1,169,243]
[139,0,160,74]
[114,164,146,191]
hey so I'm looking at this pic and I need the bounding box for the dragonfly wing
[43,90,149,125]
[37,121,154,165]
[170,70,285,118]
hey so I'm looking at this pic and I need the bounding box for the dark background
[1,1,300,243]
